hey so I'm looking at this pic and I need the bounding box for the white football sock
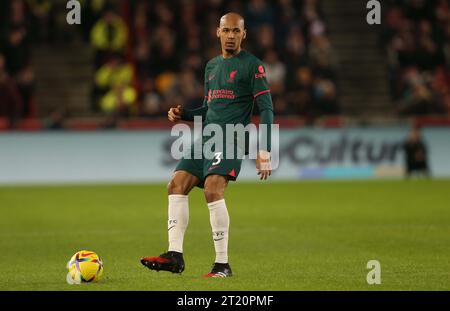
[208,199,229,264]
[167,195,189,253]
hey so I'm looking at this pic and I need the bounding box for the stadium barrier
[1,126,449,185]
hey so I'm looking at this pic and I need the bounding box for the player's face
[217,17,246,55]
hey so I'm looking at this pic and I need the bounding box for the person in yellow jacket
[100,82,137,116]
[95,55,133,91]
[90,9,128,65]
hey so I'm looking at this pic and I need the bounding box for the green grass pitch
[1,180,449,291]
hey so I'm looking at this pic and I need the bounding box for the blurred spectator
[253,24,276,55]
[245,0,274,34]
[27,0,54,42]
[15,65,35,117]
[93,53,134,111]
[100,81,137,116]
[1,0,36,118]
[0,53,22,128]
[134,38,151,79]
[139,78,163,117]
[396,66,446,116]
[302,0,326,37]
[313,77,338,116]
[403,127,430,177]
[309,35,338,75]
[272,96,291,116]
[149,27,180,76]
[383,0,450,116]
[80,0,109,42]
[2,0,31,76]
[286,66,314,116]
[283,26,308,67]
[95,54,133,90]
[176,69,203,110]
[263,50,286,95]
[90,7,128,66]
[43,108,66,130]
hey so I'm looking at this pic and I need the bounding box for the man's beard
[225,48,237,55]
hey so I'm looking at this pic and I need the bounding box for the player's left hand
[256,150,272,181]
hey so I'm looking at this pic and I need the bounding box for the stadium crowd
[383,0,450,116]
[2,0,450,129]
[1,0,339,127]
[0,0,38,127]
[0,0,78,127]
[90,0,339,122]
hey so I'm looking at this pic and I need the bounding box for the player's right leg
[141,170,200,274]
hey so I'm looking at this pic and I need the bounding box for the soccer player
[141,12,274,277]
[403,127,430,178]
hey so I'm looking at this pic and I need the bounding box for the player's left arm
[251,61,274,181]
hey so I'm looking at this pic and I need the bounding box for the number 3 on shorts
[212,152,222,165]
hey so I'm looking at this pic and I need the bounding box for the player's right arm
[168,96,208,123]
[167,100,209,122]
[168,62,212,123]
[179,98,208,121]
[167,105,183,122]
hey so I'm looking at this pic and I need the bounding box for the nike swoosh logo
[80,252,95,257]
[168,226,175,231]
[213,238,224,241]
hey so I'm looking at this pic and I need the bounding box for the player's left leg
[203,174,233,277]
[201,152,242,277]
